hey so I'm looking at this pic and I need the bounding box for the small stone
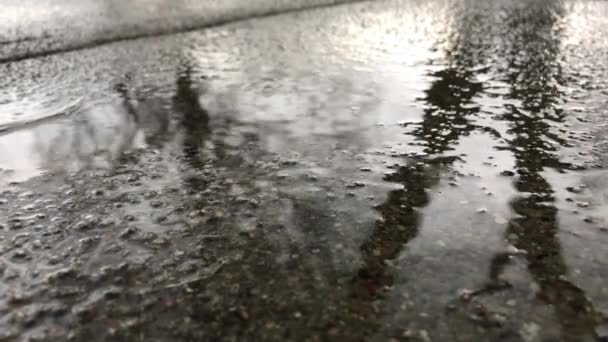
[99,219,115,228]
[576,201,590,208]
[237,306,249,321]
[78,237,97,252]
[46,268,77,283]
[346,181,365,189]
[12,249,28,259]
[92,189,105,196]
[500,170,515,177]
[494,215,508,225]
[150,201,164,208]
[595,323,608,341]
[584,217,594,223]
[124,215,137,222]
[520,322,540,342]
[9,221,23,230]
[506,299,516,307]
[73,220,92,231]
[506,245,526,255]
[566,186,583,194]
[476,208,487,214]
[119,227,140,239]
[151,237,170,247]
[459,288,474,301]
[22,204,37,211]
[307,175,319,181]
[489,313,508,326]
[402,330,414,338]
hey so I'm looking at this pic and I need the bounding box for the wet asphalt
[1,0,608,341]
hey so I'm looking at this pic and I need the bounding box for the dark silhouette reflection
[354,157,452,298]
[170,63,217,217]
[412,68,482,154]
[482,2,603,340]
[354,8,491,297]
[173,65,210,170]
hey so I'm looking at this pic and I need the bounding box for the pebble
[73,220,93,231]
[494,215,508,224]
[124,215,137,222]
[346,181,365,188]
[459,288,474,301]
[506,245,526,255]
[12,249,28,259]
[119,227,140,239]
[151,237,170,247]
[237,306,249,321]
[150,201,164,208]
[46,268,78,283]
[566,186,584,194]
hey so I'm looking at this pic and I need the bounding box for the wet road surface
[1,0,608,341]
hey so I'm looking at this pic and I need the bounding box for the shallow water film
[1,0,608,341]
